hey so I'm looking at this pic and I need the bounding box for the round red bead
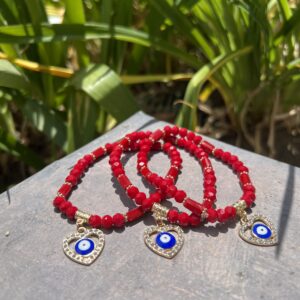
[66,206,78,220]
[102,215,113,229]
[113,213,125,228]
[167,209,179,223]
[89,215,102,228]
[178,212,189,226]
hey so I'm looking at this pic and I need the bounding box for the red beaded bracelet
[109,126,277,258]
[53,128,278,265]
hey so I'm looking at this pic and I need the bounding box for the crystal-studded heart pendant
[144,224,184,259]
[63,228,105,265]
[239,214,278,246]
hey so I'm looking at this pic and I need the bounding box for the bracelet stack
[53,126,278,265]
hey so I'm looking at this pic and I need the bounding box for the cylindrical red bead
[183,198,204,215]
[118,175,131,188]
[240,173,251,184]
[58,184,72,196]
[126,207,143,222]
[201,141,215,153]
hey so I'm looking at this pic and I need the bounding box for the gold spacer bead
[75,210,91,222]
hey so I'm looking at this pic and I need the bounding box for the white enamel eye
[75,238,95,255]
[252,223,272,239]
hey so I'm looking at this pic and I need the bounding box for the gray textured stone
[0,111,299,300]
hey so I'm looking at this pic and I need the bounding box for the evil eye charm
[252,223,272,239]
[63,228,105,265]
[239,214,278,246]
[144,225,184,259]
[75,238,95,255]
[155,232,176,249]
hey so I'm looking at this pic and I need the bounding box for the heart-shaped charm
[144,224,184,259]
[239,214,278,246]
[63,228,105,265]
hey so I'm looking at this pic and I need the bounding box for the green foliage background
[0,0,299,189]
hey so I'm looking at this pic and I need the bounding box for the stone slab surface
[0,111,299,300]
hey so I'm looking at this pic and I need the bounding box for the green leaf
[21,98,67,149]
[176,46,253,129]
[277,0,292,21]
[0,23,200,68]
[70,64,138,122]
[0,60,30,90]
[148,0,215,59]
[274,6,300,45]
[0,127,45,169]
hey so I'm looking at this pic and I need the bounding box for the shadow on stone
[276,165,295,258]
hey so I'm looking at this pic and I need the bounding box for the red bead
[168,167,178,178]
[102,215,113,229]
[225,206,236,218]
[89,215,102,228]
[213,148,223,158]
[187,131,195,140]
[238,165,249,173]
[167,209,179,223]
[183,198,204,216]
[127,186,139,198]
[113,213,125,228]
[201,157,211,169]
[179,127,187,137]
[174,190,186,203]
[150,129,163,141]
[178,212,189,226]
[171,126,179,135]
[70,168,81,178]
[118,175,131,188]
[201,141,215,153]
[53,196,65,208]
[65,175,77,185]
[142,198,154,211]
[207,209,218,223]
[203,200,212,209]
[66,206,78,220]
[243,184,255,192]
[135,192,146,205]
[126,207,143,222]
[177,138,185,147]
[92,147,105,159]
[189,214,201,226]
[240,173,250,184]
[193,135,202,144]
[229,155,238,164]
[217,209,229,223]
[59,201,71,213]
[149,192,161,203]
[166,185,177,197]
[105,143,114,153]
[113,167,124,177]
[83,154,93,164]
[58,184,72,196]
[221,151,231,162]
[204,191,216,201]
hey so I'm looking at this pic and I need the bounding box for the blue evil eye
[155,232,176,249]
[75,238,95,255]
[252,223,272,239]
